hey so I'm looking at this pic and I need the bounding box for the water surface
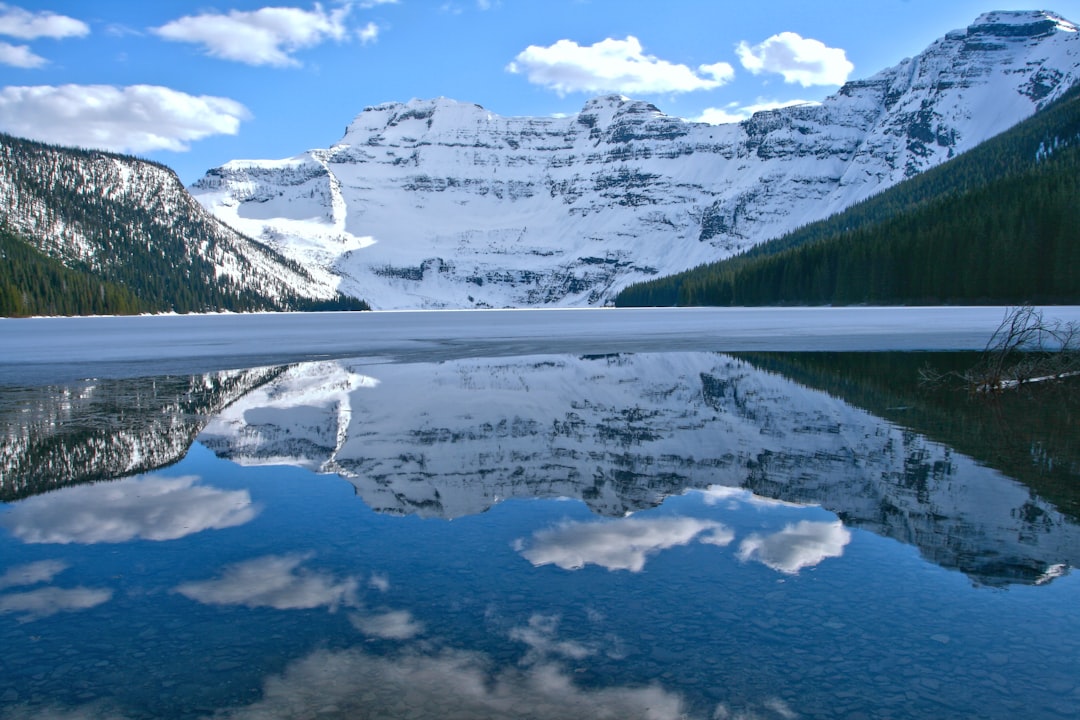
[1,335,1078,719]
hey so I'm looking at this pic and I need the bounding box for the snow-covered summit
[191,11,1080,309]
[970,9,1077,34]
[343,97,493,140]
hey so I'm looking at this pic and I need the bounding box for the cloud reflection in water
[0,475,256,544]
[518,515,734,572]
[349,610,425,640]
[175,553,359,611]
[737,520,851,574]
[0,586,112,623]
[213,646,689,720]
[510,614,593,663]
[0,560,70,590]
[0,560,111,622]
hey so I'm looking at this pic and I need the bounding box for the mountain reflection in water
[1,351,1078,720]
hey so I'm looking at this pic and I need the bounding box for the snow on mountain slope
[196,352,1080,587]
[191,10,1080,309]
[0,135,342,306]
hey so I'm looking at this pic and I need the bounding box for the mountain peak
[580,94,631,110]
[344,97,490,139]
[969,9,1078,37]
[191,9,1080,310]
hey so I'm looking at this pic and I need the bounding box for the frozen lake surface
[4,306,1080,384]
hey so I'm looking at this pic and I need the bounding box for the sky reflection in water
[0,351,1078,720]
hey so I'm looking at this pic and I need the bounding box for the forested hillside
[0,226,145,316]
[0,134,367,316]
[615,84,1080,307]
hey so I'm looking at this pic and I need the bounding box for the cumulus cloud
[0,40,44,67]
[0,475,257,544]
[175,554,359,611]
[0,560,69,590]
[213,646,688,720]
[737,520,851,574]
[153,3,353,67]
[693,98,819,125]
[357,21,379,44]
[0,84,251,153]
[737,32,853,87]
[0,3,89,40]
[519,516,732,572]
[0,586,112,623]
[350,610,424,639]
[508,36,734,96]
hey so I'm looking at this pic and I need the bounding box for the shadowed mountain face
[190,11,1080,308]
[189,353,1079,588]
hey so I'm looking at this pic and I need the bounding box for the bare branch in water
[920,305,1080,393]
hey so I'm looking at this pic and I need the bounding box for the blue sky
[2,0,1078,184]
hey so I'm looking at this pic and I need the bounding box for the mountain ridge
[191,9,1080,309]
[614,80,1080,307]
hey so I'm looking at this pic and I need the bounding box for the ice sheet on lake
[4,306,1080,385]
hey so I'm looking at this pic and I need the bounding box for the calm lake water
[1,311,1079,720]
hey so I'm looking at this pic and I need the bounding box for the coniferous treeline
[616,84,1080,307]
[0,133,369,316]
[0,227,146,316]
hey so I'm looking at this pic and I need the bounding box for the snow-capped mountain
[0,134,347,311]
[197,353,1080,587]
[192,10,1080,309]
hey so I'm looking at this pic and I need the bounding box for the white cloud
[737,32,853,87]
[153,4,353,67]
[0,560,69,590]
[357,21,379,44]
[693,98,819,125]
[0,40,44,67]
[0,3,89,40]
[0,586,112,622]
[737,520,851,574]
[214,646,689,720]
[0,84,251,153]
[509,614,593,663]
[0,475,257,544]
[175,554,359,611]
[520,516,732,572]
[350,610,424,639]
[508,36,735,96]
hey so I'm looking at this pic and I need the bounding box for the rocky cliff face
[196,352,1080,587]
[191,10,1080,309]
